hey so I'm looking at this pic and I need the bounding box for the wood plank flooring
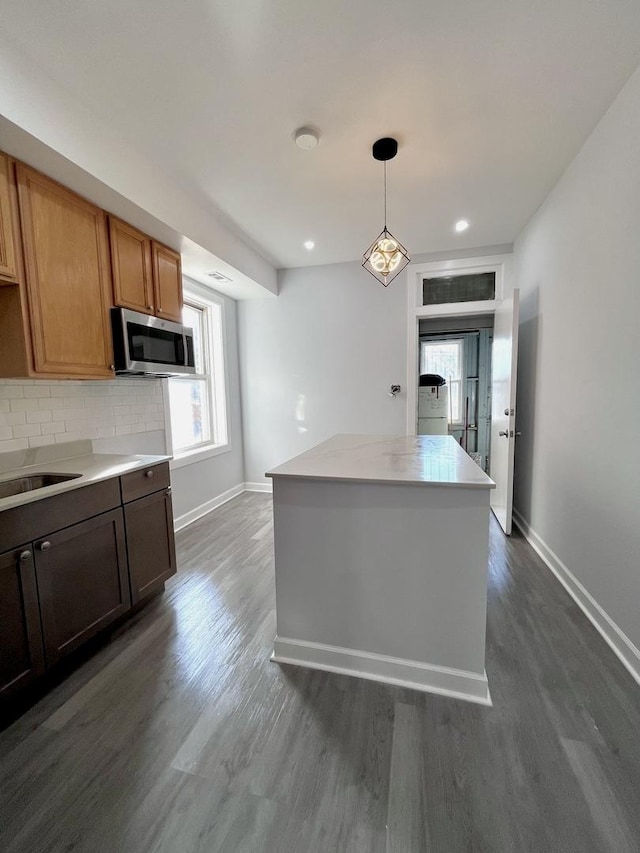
[1,492,639,852]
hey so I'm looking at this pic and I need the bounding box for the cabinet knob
[145,469,154,479]
[19,550,31,562]
[39,541,52,551]
[147,304,153,310]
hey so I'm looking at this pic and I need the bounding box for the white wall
[238,246,511,485]
[169,290,245,524]
[514,65,640,655]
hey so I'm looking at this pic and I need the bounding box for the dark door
[124,488,177,605]
[0,545,45,696]
[35,509,131,666]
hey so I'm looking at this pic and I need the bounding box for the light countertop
[266,434,495,489]
[0,440,171,512]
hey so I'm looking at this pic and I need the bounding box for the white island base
[266,435,495,705]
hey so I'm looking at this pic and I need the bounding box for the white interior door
[489,289,519,534]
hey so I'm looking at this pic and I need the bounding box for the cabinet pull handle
[145,469,154,479]
[19,550,31,562]
[39,541,52,552]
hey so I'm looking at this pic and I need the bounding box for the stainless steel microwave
[111,308,196,376]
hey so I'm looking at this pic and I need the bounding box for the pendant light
[362,137,410,287]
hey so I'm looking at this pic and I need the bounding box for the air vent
[206,271,232,283]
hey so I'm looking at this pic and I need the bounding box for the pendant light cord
[383,161,388,230]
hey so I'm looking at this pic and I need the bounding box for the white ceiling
[1,0,640,270]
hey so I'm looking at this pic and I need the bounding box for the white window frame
[164,282,230,469]
[419,337,465,426]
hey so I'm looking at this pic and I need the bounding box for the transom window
[420,339,464,423]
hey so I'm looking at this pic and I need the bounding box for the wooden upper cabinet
[0,152,21,283]
[109,216,155,315]
[16,164,115,377]
[152,241,183,323]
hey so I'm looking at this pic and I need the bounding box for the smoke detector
[294,127,320,150]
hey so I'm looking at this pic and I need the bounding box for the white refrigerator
[417,385,449,435]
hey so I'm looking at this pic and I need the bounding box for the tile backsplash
[0,379,165,453]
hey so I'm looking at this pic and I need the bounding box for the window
[167,289,228,463]
[420,339,464,423]
[422,272,496,306]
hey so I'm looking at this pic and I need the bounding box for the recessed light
[304,240,315,250]
[455,219,470,233]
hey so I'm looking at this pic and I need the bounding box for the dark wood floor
[1,493,639,852]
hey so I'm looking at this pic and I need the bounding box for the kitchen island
[266,434,495,704]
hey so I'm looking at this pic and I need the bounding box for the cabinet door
[35,509,131,666]
[16,164,115,377]
[125,488,177,605]
[109,216,155,315]
[0,152,20,283]
[152,241,183,323]
[0,545,45,696]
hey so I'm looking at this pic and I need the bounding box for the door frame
[405,253,513,435]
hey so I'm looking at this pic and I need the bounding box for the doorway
[418,315,494,472]
[405,253,519,534]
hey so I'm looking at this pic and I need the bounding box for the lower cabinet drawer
[124,488,177,605]
[34,509,131,666]
[120,462,170,504]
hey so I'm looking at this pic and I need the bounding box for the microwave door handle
[185,335,195,368]
[175,335,185,365]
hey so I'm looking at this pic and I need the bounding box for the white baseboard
[512,508,640,688]
[272,636,491,705]
[173,483,244,532]
[244,481,273,493]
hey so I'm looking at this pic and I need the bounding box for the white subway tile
[13,424,42,438]
[0,386,24,399]
[10,398,39,412]
[0,426,13,440]
[41,422,66,435]
[0,401,9,413]
[28,435,56,447]
[24,386,51,398]
[26,410,53,424]
[0,412,27,426]
[96,427,116,438]
[0,438,29,452]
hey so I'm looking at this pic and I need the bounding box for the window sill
[170,441,231,470]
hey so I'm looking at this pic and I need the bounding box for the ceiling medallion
[362,137,410,287]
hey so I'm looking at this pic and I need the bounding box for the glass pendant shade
[362,227,410,287]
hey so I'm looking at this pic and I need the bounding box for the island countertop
[266,434,495,489]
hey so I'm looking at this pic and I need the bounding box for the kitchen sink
[0,473,81,499]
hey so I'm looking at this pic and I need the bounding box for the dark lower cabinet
[1,462,175,707]
[34,509,131,666]
[0,545,45,696]
[124,488,177,604]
